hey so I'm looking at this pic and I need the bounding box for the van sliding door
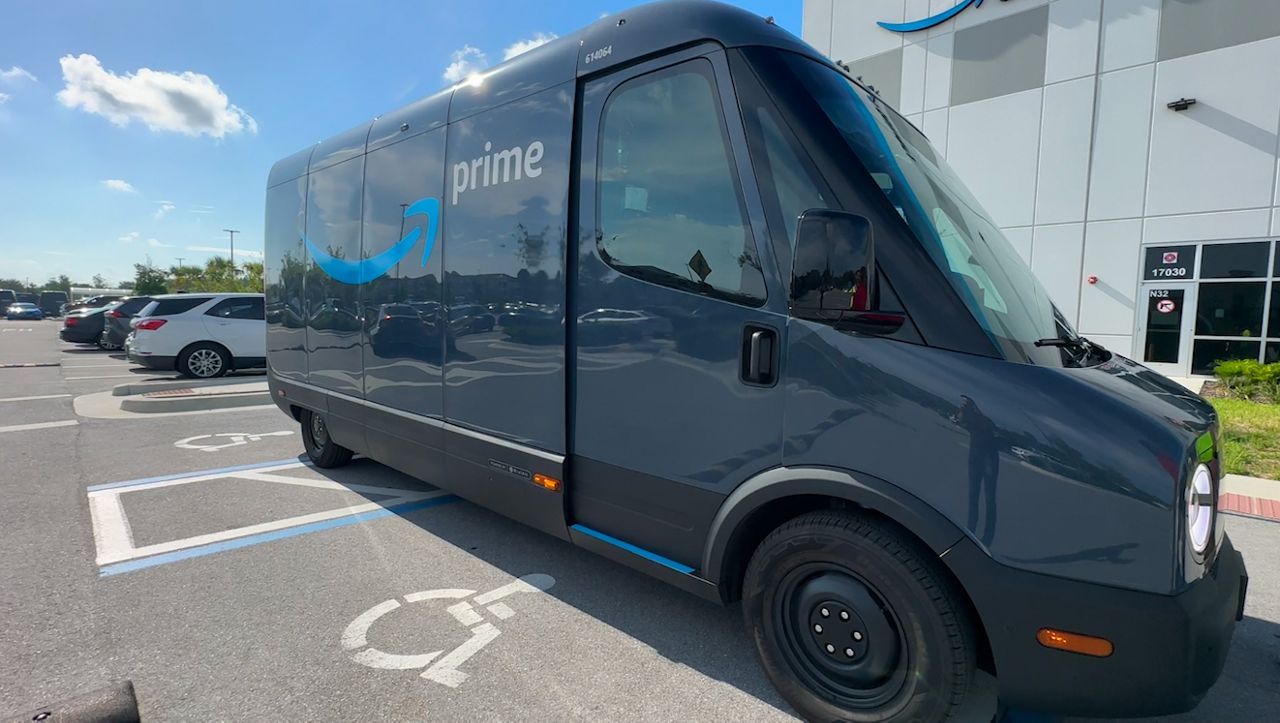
[570,47,788,572]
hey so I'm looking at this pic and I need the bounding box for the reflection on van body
[264,3,1246,721]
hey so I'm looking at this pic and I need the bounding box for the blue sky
[0,0,800,287]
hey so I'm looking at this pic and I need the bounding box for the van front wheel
[300,409,353,468]
[742,511,976,722]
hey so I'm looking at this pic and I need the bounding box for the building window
[1200,241,1270,279]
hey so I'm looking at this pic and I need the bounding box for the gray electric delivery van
[265,2,1247,719]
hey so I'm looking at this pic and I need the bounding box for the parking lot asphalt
[1,320,1277,721]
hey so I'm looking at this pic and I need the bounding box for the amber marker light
[1037,628,1113,657]
[533,473,562,492]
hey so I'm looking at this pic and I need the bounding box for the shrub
[1214,359,1280,403]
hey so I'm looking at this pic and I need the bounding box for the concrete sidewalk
[1221,473,1280,521]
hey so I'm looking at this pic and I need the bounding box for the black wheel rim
[773,563,909,709]
[310,414,329,448]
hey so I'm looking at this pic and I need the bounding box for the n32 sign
[1143,245,1196,281]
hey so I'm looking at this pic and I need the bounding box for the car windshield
[780,54,1077,364]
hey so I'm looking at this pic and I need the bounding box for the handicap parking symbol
[341,573,555,688]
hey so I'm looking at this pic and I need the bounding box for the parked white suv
[129,293,266,378]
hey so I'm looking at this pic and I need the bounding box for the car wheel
[300,408,353,468]
[178,343,229,379]
[742,510,977,723]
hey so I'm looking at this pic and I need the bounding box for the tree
[43,275,72,293]
[91,273,107,288]
[133,260,169,295]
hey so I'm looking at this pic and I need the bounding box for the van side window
[752,108,828,249]
[597,59,766,303]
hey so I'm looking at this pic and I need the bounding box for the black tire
[300,408,353,468]
[743,510,976,723]
[178,342,229,379]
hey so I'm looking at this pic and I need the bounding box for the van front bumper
[945,535,1246,717]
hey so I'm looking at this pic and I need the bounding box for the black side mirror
[791,209,903,335]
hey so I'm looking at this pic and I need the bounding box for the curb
[119,389,272,414]
[112,375,264,397]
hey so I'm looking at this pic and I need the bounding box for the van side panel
[441,82,574,453]
[304,155,366,398]
[265,173,310,383]
[361,126,447,417]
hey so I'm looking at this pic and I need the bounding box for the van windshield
[778,53,1078,364]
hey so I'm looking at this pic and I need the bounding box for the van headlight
[1186,463,1214,554]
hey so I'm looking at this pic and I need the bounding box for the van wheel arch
[704,467,994,673]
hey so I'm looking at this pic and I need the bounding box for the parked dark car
[0,289,15,307]
[5,302,44,320]
[15,292,38,305]
[38,290,68,317]
[62,294,122,314]
[59,306,111,344]
[100,296,153,350]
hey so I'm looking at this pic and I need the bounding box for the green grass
[1211,398,1280,480]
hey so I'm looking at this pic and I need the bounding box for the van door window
[597,59,766,304]
[750,107,828,249]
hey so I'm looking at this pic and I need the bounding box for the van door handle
[742,326,776,385]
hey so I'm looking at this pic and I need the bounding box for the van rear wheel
[742,510,976,722]
[300,408,353,468]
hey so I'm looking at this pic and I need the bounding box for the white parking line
[0,394,71,403]
[0,420,79,434]
[65,375,140,380]
[62,364,131,369]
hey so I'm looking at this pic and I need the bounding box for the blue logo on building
[306,197,439,285]
[879,0,985,33]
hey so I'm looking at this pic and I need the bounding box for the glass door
[1137,283,1196,376]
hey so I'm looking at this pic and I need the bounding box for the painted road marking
[343,574,555,686]
[88,458,457,575]
[61,364,131,369]
[0,419,79,434]
[0,393,71,403]
[0,361,59,367]
[175,430,295,452]
[87,458,302,493]
[66,375,140,380]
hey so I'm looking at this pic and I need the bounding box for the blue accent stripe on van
[98,495,460,577]
[570,524,696,574]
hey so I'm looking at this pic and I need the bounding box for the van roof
[269,0,821,186]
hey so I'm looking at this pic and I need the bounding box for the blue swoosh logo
[879,0,982,33]
[305,197,439,285]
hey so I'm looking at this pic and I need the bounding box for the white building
[802,0,1280,376]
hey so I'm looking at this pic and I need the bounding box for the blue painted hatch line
[305,196,440,285]
[879,0,982,33]
[570,524,696,574]
[87,458,304,493]
[99,495,460,577]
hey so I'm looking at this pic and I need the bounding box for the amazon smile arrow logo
[879,0,989,33]
[305,197,440,285]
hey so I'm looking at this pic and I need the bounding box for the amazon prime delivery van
[265,2,1246,720]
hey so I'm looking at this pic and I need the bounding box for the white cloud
[0,66,36,83]
[503,33,558,60]
[443,46,487,83]
[101,178,137,193]
[154,201,175,219]
[186,244,262,259]
[0,92,8,105]
[118,231,140,243]
[56,54,257,138]
[147,238,173,248]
